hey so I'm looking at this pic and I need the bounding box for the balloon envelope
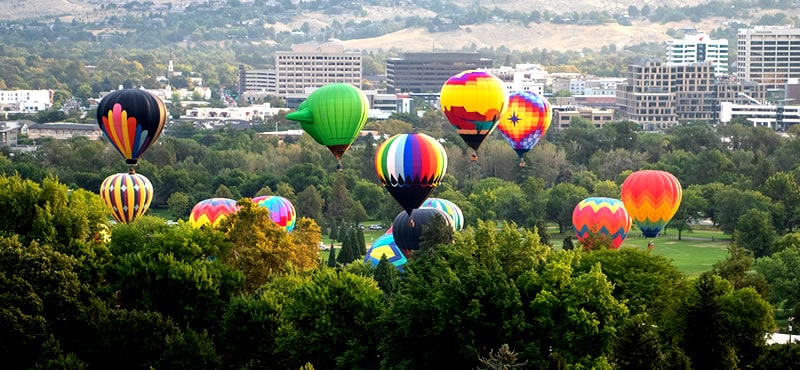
[496,91,551,160]
[572,197,632,250]
[421,198,464,231]
[364,232,407,272]
[252,195,297,232]
[620,170,683,238]
[100,172,153,224]
[96,89,167,165]
[189,198,239,228]
[391,208,452,252]
[440,70,508,152]
[285,83,369,163]
[375,133,448,214]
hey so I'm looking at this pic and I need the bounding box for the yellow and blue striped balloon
[100,172,153,224]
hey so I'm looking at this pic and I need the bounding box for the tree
[545,183,589,233]
[761,172,800,232]
[755,246,800,316]
[356,227,367,256]
[218,200,318,293]
[336,228,356,265]
[477,344,528,370]
[534,219,552,247]
[669,187,708,240]
[712,245,769,296]
[214,184,236,199]
[734,209,777,258]
[326,245,337,268]
[277,269,385,369]
[296,185,325,227]
[167,191,193,219]
[562,235,574,251]
[373,255,398,296]
[714,188,774,234]
[681,273,737,370]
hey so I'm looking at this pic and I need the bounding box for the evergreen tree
[562,235,574,251]
[357,228,367,256]
[337,228,356,265]
[329,220,338,241]
[373,255,398,296]
[535,219,552,247]
[327,244,337,268]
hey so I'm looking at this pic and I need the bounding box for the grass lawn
[549,226,732,277]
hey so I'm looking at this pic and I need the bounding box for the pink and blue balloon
[189,198,239,228]
[252,195,297,232]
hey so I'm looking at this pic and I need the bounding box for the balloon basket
[470,153,478,162]
[519,161,526,168]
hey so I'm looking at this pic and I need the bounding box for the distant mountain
[2,1,798,52]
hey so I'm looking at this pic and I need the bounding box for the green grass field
[550,226,732,277]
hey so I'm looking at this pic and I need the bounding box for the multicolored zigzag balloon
[572,197,632,250]
[620,170,682,238]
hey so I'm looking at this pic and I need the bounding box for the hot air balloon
[620,170,683,238]
[96,89,167,170]
[391,208,453,253]
[375,133,448,214]
[364,232,407,272]
[252,195,297,233]
[421,198,464,231]
[572,197,632,250]
[189,198,239,228]
[100,172,153,224]
[440,70,508,161]
[285,83,369,170]
[496,91,552,167]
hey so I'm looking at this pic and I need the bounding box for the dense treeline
[0,171,798,369]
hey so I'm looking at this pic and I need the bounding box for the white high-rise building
[274,42,362,96]
[666,33,729,75]
[737,26,800,91]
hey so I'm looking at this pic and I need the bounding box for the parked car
[318,242,330,251]
[369,224,383,230]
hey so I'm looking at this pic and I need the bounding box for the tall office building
[386,52,493,93]
[274,42,362,96]
[737,26,800,91]
[617,60,760,129]
[666,33,729,75]
[238,64,276,97]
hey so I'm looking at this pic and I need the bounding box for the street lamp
[790,316,795,343]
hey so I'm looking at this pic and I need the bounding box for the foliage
[218,200,318,293]
[477,343,528,370]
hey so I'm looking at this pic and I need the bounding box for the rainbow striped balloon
[252,195,297,232]
[421,198,464,231]
[189,198,239,228]
[364,232,407,272]
[440,70,508,152]
[496,91,551,164]
[572,197,632,250]
[375,133,448,214]
[96,89,167,166]
[620,170,682,238]
[100,172,153,224]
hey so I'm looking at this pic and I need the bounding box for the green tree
[546,183,589,233]
[734,209,777,258]
[296,185,325,227]
[712,245,769,295]
[214,184,236,199]
[761,171,800,232]
[669,187,708,240]
[167,191,193,219]
[681,273,737,370]
[336,228,356,265]
[755,246,800,316]
[277,269,385,369]
[373,255,398,296]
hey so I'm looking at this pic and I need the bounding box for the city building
[386,52,493,93]
[275,42,362,96]
[0,89,52,112]
[720,101,800,129]
[238,65,276,100]
[27,122,103,141]
[737,26,800,91]
[182,103,290,121]
[666,33,729,75]
[616,60,764,130]
[485,64,547,95]
[551,106,614,130]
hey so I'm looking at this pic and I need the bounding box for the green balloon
[286,83,369,165]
